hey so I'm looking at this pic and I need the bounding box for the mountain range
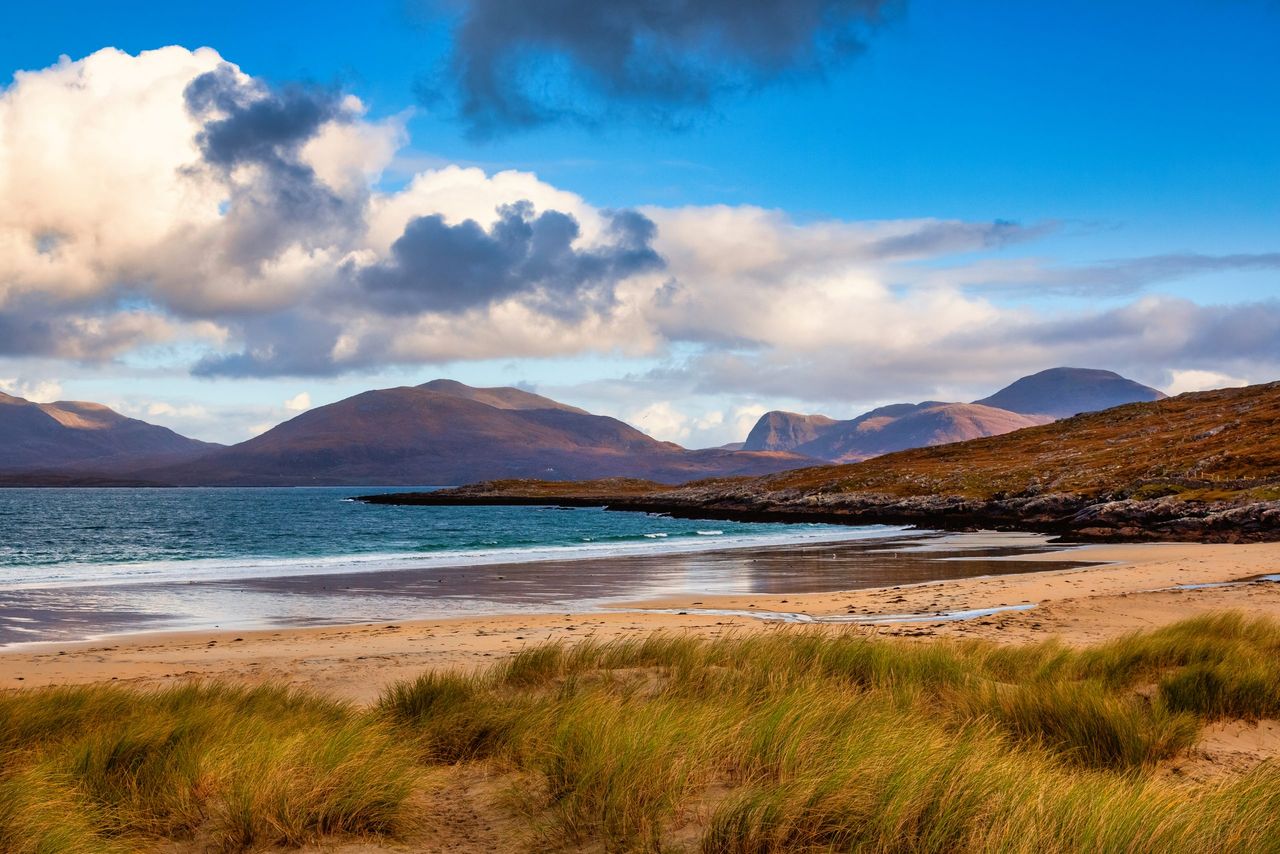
[0,368,1166,486]
[0,381,807,486]
[742,368,1165,462]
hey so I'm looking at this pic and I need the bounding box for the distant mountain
[743,412,839,452]
[974,367,1166,418]
[795,403,1051,463]
[0,392,218,475]
[142,380,814,486]
[742,368,1164,462]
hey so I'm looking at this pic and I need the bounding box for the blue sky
[0,0,1277,445]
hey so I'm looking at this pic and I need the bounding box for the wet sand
[0,530,1080,644]
[4,537,1280,702]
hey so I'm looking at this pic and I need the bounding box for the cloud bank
[1,46,1277,421]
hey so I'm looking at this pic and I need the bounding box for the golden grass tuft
[0,683,415,852]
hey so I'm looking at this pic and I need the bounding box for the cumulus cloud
[435,0,901,134]
[0,45,397,334]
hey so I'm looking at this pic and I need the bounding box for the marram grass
[5,612,1280,851]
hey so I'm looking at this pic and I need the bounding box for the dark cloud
[360,201,663,316]
[0,311,55,357]
[190,311,349,378]
[184,65,360,266]
[435,0,901,135]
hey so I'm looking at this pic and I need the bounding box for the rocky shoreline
[358,484,1280,543]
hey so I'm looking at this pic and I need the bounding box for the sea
[0,487,1074,644]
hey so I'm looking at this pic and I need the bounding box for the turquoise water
[0,489,1089,644]
[0,487,898,590]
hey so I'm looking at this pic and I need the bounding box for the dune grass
[5,613,1280,851]
[0,683,415,853]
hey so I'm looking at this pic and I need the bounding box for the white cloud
[1166,369,1251,396]
[627,401,690,442]
[144,401,209,419]
[284,392,312,411]
[0,47,225,304]
[0,377,63,402]
[732,404,768,439]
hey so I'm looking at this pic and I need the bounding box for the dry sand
[3,539,1280,703]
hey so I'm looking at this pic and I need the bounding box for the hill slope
[0,392,218,475]
[148,381,814,486]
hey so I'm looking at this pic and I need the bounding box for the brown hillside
[759,382,1280,501]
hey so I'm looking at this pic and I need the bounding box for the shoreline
[0,522,918,593]
[0,530,1074,647]
[6,539,1280,702]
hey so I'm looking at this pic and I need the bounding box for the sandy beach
[4,538,1280,703]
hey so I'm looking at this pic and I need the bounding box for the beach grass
[5,613,1280,851]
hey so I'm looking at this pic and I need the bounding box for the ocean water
[0,488,940,642]
[0,489,1084,644]
[0,487,899,589]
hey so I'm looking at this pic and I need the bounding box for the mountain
[0,392,219,475]
[143,380,814,486]
[406,382,1280,542]
[794,403,1051,462]
[974,367,1166,418]
[743,412,838,452]
[742,368,1163,462]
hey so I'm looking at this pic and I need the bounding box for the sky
[0,0,1277,446]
